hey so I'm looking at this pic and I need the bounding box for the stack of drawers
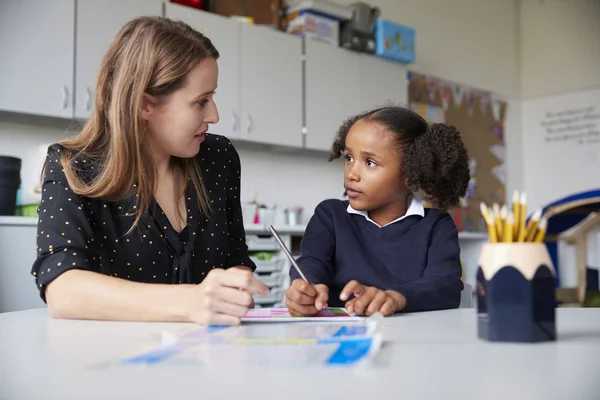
[245,232,292,307]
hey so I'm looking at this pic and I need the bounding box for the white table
[1,308,599,400]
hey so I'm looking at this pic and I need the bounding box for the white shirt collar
[346,195,425,228]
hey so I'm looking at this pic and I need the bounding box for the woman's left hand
[340,280,406,316]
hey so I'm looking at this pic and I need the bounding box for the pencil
[518,192,528,242]
[493,203,503,238]
[524,209,542,242]
[512,190,520,239]
[480,203,498,243]
[502,210,514,243]
[534,216,548,243]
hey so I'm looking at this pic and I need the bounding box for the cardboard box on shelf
[286,11,339,46]
[210,0,286,30]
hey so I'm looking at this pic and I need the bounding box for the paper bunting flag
[438,84,452,110]
[425,77,439,105]
[452,84,464,107]
[491,94,503,121]
[479,92,490,115]
[466,90,477,116]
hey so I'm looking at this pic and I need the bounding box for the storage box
[286,11,339,46]
[210,0,286,30]
[374,19,415,64]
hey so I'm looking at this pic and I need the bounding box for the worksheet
[241,307,364,322]
[117,316,383,368]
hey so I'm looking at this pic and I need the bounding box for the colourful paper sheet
[241,307,363,322]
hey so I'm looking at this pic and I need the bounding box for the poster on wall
[408,71,507,232]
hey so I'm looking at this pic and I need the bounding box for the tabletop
[1,308,599,400]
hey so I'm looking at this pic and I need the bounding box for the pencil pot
[476,243,556,343]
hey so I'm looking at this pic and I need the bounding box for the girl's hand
[340,280,406,317]
[186,268,269,325]
[285,279,329,316]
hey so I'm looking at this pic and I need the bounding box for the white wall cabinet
[76,0,162,120]
[304,40,361,152]
[240,25,303,148]
[359,55,408,111]
[0,1,409,153]
[0,0,75,118]
[165,3,241,139]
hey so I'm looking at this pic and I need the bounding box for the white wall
[520,0,600,99]
[519,0,600,210]
[336,0,520,98]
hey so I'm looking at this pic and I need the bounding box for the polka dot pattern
[30,135,256,300]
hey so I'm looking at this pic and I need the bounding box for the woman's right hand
[186,268,269,325]
[285,279,329,317]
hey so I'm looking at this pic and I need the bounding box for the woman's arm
[46,268,267,324]
[46,270,192,321]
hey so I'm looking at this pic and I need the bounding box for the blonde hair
[48,16,219,233]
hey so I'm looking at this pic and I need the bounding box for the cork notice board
[408,72,507,232]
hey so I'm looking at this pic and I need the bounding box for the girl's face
[143,58,220,162]
[343,120,407,212]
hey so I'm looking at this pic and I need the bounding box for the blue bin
[374,19,415,64]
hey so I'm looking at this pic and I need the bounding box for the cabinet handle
[246,115,253,134]
[232,111,238,132]
[61,86,69,109]
[85,87,92,111]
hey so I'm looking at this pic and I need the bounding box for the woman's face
[143,58,220,161]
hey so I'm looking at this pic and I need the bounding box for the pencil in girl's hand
[524,209,543,242]
[534,216,548,243]
[493,203,503,238]
[502,210,513,243]
[512,190,520,238]
[518,192,528,242]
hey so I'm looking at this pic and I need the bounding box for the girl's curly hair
[330,107,470,210]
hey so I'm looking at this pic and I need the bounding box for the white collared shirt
[346,195,425,228]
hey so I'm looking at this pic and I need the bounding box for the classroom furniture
[0,0,407,153]
[0,308,598,399]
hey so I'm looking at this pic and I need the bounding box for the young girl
[285,106,470,317]
[30,17,268,326]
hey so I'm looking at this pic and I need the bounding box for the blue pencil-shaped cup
[476,243,557,343]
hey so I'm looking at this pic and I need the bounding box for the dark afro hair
[329,106,470,210]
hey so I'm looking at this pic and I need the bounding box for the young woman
[285,106,470,317]
[31,16,268,326]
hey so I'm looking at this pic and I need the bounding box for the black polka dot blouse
[31,134,256,301]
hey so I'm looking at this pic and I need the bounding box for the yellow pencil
[493,203,503,238]
[524,209,542,242]
[480,202,498,243]
[518,192,528,242]
[512,190,520,238]
[534,216,548,243]
[503,211,514,243]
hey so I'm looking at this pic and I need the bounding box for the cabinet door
[76,0,162,120]
[0,0,75,118]
[305,40,360,151]
[359,55,408,111]
[240,25,303,148]
[165,5,241,139]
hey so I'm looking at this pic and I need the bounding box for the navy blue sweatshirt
[290,199,463,312]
